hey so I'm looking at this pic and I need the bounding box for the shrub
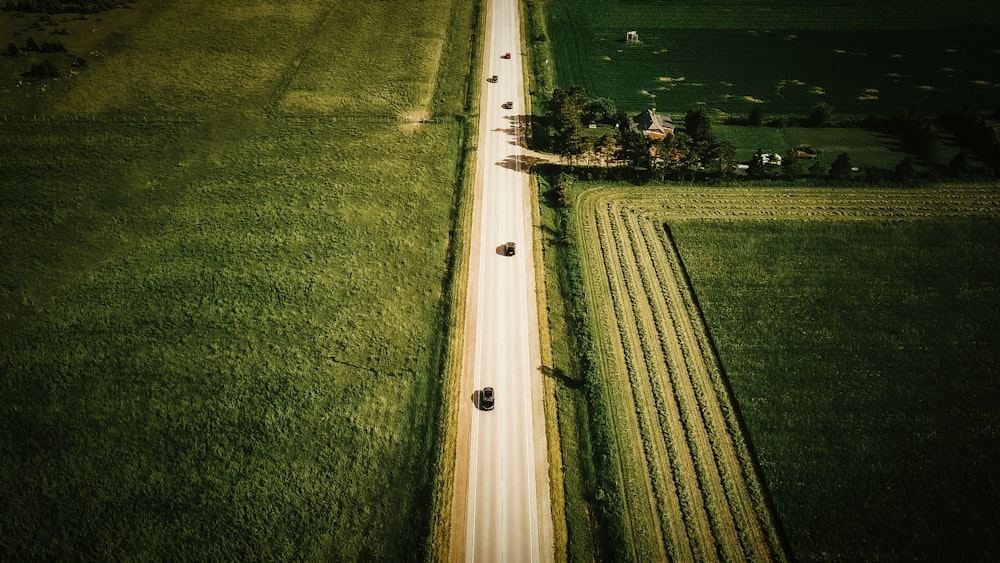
[22,59,58,78]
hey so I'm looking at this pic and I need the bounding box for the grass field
[569,185,1000,561]
[0,0,475,559]
[715,125,916,169]
[545,0,1000,117]
[670,216,1000,562]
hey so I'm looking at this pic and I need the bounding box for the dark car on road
[487,75,498,83]
[502,101,513,109]
[481,387,495,410]
[504,242,516,256]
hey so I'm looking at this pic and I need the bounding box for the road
[449,0,554,560]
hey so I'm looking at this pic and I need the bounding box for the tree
[808,157,826,177]
[684,108,713,143]
[650,133,689,180]
[554,173,574,208]
[948,150,971,178]
[747,149,767,179]
[781,149,802,178]
[829,152,853,179]
[705,139,737,178]
[807,102,834,127]
[894,156,918,182]
[549,87,587,164]
[593,134,619,167]
[582,97,617,125]
[615,129,651,170]
[748,105,764,126]
[22,59,58,79]
[7,43,19,56]
[863,166,888,184]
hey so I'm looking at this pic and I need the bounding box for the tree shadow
[540,365,584,390]
[496,154,549,171]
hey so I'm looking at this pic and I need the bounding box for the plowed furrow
[584,204,668,561]
[608,202,703,562]
[619,207,750,562]
[640,217,776,561]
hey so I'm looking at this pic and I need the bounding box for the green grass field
[669,217,1000,561]
[545,0,1000,117]
[716,125,911,168]
[0,0,475,559]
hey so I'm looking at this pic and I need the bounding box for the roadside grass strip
[575,185,1000,561]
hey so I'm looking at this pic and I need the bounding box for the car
[501,52,511,59]
[501,101,513,109]
[504,241,516,256]
[480,387,495,410]
[487,75,498,83]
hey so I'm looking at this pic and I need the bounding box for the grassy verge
[427,0,484,558]
[536,175,601,562]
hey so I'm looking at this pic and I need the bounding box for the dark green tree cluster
[548,87,588,164]
[20,36,66,53]
[22,58,58,78]
[613,108,735,180]
[941,109,1000,175]
[547,87,625,165]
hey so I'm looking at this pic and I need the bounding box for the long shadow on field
[541,365,584,390]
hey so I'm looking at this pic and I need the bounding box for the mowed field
[545,0,1000,117]
[0,0,475,559]
[573,186,1000,561]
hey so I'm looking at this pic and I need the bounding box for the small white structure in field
[627,31,639,43]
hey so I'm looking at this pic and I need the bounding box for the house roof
[631,109,674,136]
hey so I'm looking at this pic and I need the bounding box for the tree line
[538,87,1000,183]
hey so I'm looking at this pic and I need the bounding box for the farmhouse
[630,108,675,140]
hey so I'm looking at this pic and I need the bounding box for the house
[630,108,675,140]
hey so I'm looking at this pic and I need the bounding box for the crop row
[587,186,1000,221]
[574,184,1000,560]
[578,197,787,562]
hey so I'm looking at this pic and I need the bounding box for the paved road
[451,0,554,560]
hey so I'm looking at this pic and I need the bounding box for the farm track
[576,185,1000,561]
